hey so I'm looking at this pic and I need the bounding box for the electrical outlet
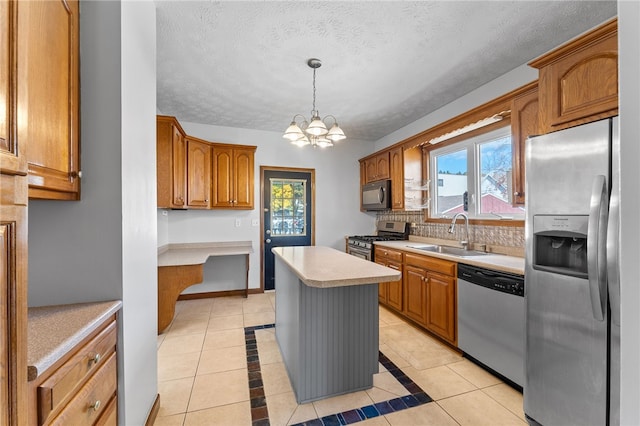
[252,219,259,226]
[235,218,241,227]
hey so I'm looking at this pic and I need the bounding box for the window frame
[429,125,524,220]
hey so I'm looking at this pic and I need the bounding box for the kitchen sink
[408,245,487,257]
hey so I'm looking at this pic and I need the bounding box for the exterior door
[262,167,314,291]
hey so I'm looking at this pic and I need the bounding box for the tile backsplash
[378,211,524,256]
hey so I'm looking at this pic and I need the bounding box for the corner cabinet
[157,116,187,209]
[211,144,256,209]
[156,116,256,210]
[23,0,81,200]
[530,18,617,133]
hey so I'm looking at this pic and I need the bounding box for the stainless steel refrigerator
[524,117,620,426]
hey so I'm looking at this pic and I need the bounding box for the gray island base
[272,246,402,404]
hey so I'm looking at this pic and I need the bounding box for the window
[270,178,307,236]
[429,126,524,219]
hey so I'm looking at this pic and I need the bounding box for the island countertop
[272,246,401,288]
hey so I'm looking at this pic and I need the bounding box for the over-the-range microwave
[362,180,391,211]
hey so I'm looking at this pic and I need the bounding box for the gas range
[347,221,409,261]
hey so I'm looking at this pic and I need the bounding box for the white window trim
[429,126,523,220]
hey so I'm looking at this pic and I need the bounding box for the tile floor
[155,293,526,426]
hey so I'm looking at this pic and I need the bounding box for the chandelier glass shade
[283,58,346,148]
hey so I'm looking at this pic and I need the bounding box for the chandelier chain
[312,67,317,115]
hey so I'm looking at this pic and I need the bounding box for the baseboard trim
[145,394,160,426]
[178,288,263,300]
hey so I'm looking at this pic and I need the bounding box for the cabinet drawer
[94,395,117,426]
[405,253,455,276]
[38,321,117,424]
[50,352,117,426]
[374,246,403,262]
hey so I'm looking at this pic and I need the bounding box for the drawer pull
[89,353,101,365]
[89,400,101,411]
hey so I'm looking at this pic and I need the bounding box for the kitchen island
[272,246,401,403]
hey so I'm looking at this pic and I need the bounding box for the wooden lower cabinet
[404,264,428,324]
[425,271,456,343]
[29,316,118,426]
[375,247,403,311]
[403,253,457,346]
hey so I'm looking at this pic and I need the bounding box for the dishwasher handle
[458,264,524,297]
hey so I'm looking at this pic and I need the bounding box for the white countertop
[272,246,401,288]
[158,241,253,267]
[374,240,525,275]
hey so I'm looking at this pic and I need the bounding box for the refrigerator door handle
[587,175,608,321]
[607,198,621,326]
[607,116,621,326]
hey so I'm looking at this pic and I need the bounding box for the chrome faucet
[449,212,470,250]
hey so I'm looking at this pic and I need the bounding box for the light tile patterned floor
[155,293,526,426]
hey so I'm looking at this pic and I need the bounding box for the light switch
[252,219,259,226]
[235,218,241,227]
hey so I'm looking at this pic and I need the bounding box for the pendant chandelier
[283,58,346,148]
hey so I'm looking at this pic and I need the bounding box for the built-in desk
[157,241,253,333]
[272,246,400,403]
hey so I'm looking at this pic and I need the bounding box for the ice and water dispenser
[532,215,588,278]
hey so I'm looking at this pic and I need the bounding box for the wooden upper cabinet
[364,151,390,183]
[23,0,80,200]
[530,18,617,133]
[157,116,187,209]
[510,83,539,206]
[389,147,404,210]
[157,115,256,210]
[211,144,255,209]
[402,146,424,211]
[0,1,27,177]
[186,138,211,209]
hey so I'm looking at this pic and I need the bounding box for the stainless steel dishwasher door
[457,270,525,387]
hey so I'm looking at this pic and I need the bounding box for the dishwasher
[457,263,524,389]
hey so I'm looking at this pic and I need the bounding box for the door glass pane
[478,135,523,215]
[434,149,467,216]
[270,179,306,236]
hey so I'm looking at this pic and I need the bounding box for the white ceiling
[155,1,617,142]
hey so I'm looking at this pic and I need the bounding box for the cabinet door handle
[89,400,101,411]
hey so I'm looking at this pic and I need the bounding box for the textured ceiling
[156,1,617,142]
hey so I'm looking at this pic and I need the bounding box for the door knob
[265,239,271,243]
[266,230,271,235]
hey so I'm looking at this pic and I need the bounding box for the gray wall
[618,1,640,423]
[28,1,158,424]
